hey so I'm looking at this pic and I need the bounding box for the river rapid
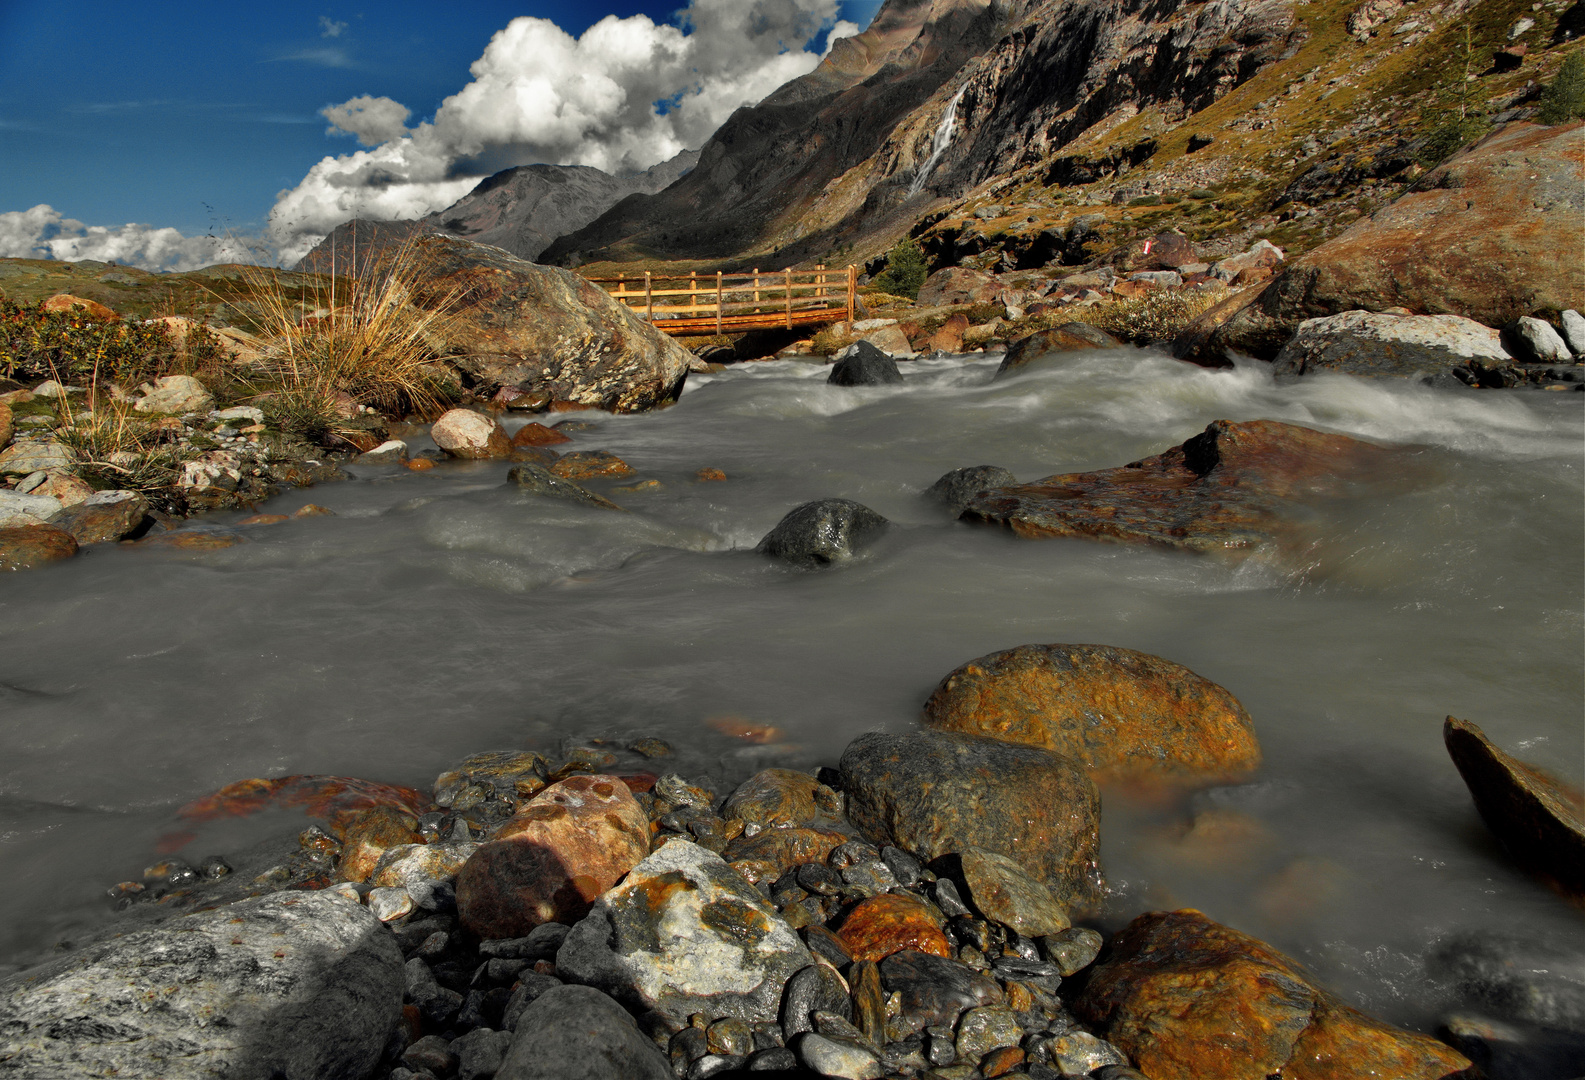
[1,349,1580,1033]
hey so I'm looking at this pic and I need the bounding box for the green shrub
[1128,194,1164,207]
[1539,50,1585,124]
[871,239,928,301]
[0,299,176,386]
[1416,116,1490,167]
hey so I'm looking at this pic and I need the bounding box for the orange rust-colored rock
[405,458,436,471]
[549,450,634,480]
[836,893,953,964]
[982,1046,1026,1078]
[925,313,971,354]
[960,418,1393,557]
[0,525,78,571]
[338,805,422,883]
[706,715,781,743]
[511,422,573,447]
[722,769,843,827]
[238,514,289,526]
[176,774,431,836]
[924,643,1259,780]
[137,530,247,551]
[1074,910,1473,1080]
[431,409,511,460]
[695,467,727,481]
[42,293,117,321]
[456,774,650,938]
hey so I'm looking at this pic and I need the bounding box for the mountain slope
[293,151,697,272]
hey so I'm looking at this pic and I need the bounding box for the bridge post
[753,269,761,303]
[784,268,793,329]
[645,271,653,322]
[847,265,857,322]
[716,271,724,336]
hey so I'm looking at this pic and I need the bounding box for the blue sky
[0,0,883,267]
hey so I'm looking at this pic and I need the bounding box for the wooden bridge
[589,265,856,336]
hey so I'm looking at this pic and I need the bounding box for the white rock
[859,324,916,358]
[0,441,74,476]
[356,439,410,464]
[210,405,265,424]
[1274,310,1511,380]
[134,375,214,414]
[850,318,899,332]
[1559,310,1585,355]
[0,490,64,528]
[1511,316,1572,363]
[30,380,75,399]
[82,489,141,507]
[430,409,508,459]
[368,886,415,923]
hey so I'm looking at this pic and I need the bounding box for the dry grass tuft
[1072,287,1226,344]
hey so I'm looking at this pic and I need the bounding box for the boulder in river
[431,408,511,459]
[511,422,573,447]
[1444,715,1585,898]
[556,839,812,1024]
[1075,909,1473,1080]
[923,643,1260,780]
[1271,310,1512,383]
[549,449,634,480]
[497,984,672,1080]
[959,418,1393,557]
[756,498,890,565]
[839,730,1103,914]
[828,340,904,386]
[412,234,694,412]
[1173,123,1585,365]
[0,524,78,570]
[457,774,650,938]
[925,465,1017,515]
[0,890,404,1080]
[997,323,1123,377]
[506,463,623,510]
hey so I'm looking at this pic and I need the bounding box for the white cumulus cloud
[0,205,257,273]
[824,20,861,53]
[268,0,845,265]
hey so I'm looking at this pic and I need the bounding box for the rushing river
[1,349,1580,1036]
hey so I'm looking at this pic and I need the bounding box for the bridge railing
[586,265,857,334]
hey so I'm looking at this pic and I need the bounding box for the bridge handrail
[587,265,857,334]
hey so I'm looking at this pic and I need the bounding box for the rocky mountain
[542,0,1580,276]
[293,151,698,273]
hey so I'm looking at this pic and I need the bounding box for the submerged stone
[828,341,904,386]
[756,498,890,565]
[506,463,623,510]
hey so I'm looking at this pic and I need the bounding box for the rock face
[1176,123,1585,364]
[0,524,78,570]
[1074,909,1473,1080]
[959,418,1392,556]
[431,409,511,460]
[829,341,904,386]
[998,324,1123,377]
[923,643,1260,780]
[497,984,672,1080]
[134,374,214,414]
[839,730,1103,913]
[457,774,651,939]
[557,840,812,1024]
[1444,716,1585,897]
[0,891,404,1080]
[1271,310,1512,382]
[410,235,693,412]
[926,465,1018,514]
[756,499,891,565]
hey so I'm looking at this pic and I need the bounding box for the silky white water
[1,350,1580,1035]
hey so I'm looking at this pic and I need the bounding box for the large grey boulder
[497,984,671,1080]
[1272,310,1510,382]
[925,466,1017,515]
[1507,316,1573,363]
[414,235,693,412]
[556,840,812,1025]
[0,891,404,1079]
[1560,310,1585,354]
[756,498,890,565]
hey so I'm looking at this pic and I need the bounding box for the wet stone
[851,960,886,1045]
[498,984,672,1080]
[880,950,1004,1031]
[926,465,1019,515]
[1040,927,1103,976]
[687,1053,746,1078]
[453,1027,512,1080]
[369,886,415,922]
[982,1045,1026,1078]
[802,925,853,969]
[756,498,890,566]
[794,1032,883,1079]
[1046,1030,1127,1076]
[955,1006,1025,1062]
[404,1035,458,1075]
[934,849,1071,938]
[629,737,673,758]
[506,464,623,510]
[781,963,854,1039]
[747,1046,797,1070]
[881,847,923,886]
[722,768,843,827]
[707,1016,753,1056]
[672,1025,710,1069]
[836,892,952,964]
[549,450,635,480]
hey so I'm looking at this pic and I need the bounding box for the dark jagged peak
[293,149,700,273]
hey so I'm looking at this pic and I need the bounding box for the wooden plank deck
[588,265,856,336]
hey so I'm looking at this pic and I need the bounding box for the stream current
[1,349,1581,1033]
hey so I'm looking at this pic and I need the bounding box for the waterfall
[908,86,967,197]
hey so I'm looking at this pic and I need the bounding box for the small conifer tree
[872,239,928,300]
[1538,50,1585,124]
